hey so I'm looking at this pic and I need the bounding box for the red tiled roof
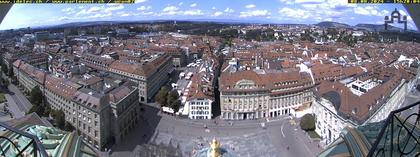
[45,75,81,100]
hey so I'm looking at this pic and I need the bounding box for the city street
[8,84,32,113]
[0,84,32,120]
[4,94,25,118]
[110,104,322,157]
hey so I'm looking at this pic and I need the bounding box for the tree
[30,86,43,106]
[29,105,44,117]
[7,68,13,77]
[155,86,169,106]
[1,62,7,74]
[167,90,180,112]
[51,109,65,130]
[64,122,74,131]
[1,78,9,87]
[28,86,47,116]
[300,114,316,131]
[172,100,181,113]
[43,105,51,117]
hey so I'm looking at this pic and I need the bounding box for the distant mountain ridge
[315,21,416,32]
[20,20,417,33]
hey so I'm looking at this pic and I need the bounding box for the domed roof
[322,91,341,111]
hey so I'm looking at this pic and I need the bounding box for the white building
[312,69,407,147]
[187,95,213,119]
[312,97,357,146]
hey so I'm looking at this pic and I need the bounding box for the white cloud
[280,0,355,22]
[324,18,332,21]
[89,12,112,18]
[161,6,180,15]
[278,7,310,19]
[354,6,389,17]
[212,7,217,10]
[76,6,100,16]
[224,8,234,13]
[104,4,124,13]
[190,3,197,7]
[245,4,256,9]
[279,0,294,4]
[295,0,324,3]
[117,11,131,17]
[135,11,154,16]
[184,9,203,16]
[178,2,183,6]
[87,6,101,13]
[61,8,76,15]
[354,7,370,15]
[137,6,151,11]
[213,11,223,17]
[163,6,179,12]
[135,0,146,3]
[239,10,270,18]
[59,16,70,21]
[62,8,72,12]
[120,13,131,17]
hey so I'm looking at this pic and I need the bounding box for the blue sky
[0,0,417,30]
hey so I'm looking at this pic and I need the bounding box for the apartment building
[13,59,141,150]
[219,70,315,120]
[108,52,173,103]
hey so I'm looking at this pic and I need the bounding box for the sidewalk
[158,111,291,128]
[4,94,25,118]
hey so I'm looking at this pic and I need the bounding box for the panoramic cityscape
[0,1,419,157]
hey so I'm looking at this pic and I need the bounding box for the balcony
[0,122,48,157]
[367,101,420,157]
[318,101,420,157]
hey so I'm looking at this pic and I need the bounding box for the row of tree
[28,86,72,131]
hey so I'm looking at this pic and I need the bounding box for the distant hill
[354,23,410,32]
[355,24,418,33]
[25,20,417,33]
[315,21,350,28]
[314,21,417,32]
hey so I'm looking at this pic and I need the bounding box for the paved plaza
[110,104,322,157]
